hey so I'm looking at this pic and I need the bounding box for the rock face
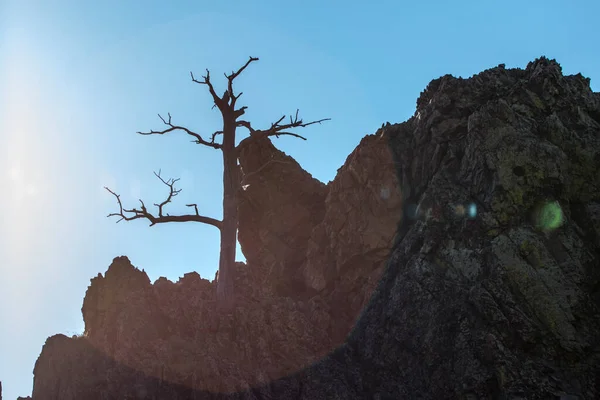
[237,131,403,343]
[237,135,328,298]
[70,256,335,395]
[301,133,403,342]
[353,57,600,399]
[25,57,600,399]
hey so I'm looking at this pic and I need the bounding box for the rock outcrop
[24,57,600,399]
[353,57,600,399]
[301,132,403,343]
[237,131,403,343]
[237,135,328,298]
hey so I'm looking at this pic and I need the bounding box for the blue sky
[0,0,598,398]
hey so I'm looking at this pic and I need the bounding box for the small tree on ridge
[104,56,329,311]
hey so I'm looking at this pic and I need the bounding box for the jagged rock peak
[103,256,151,287]
[81,256,155,339]
[415,56,597,116]
[392,55,600,210]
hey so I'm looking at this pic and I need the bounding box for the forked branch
[225,56,258,109]
[191,56,259,112]
[138,113,222,149]
[104,171,222,229]
[152,170,181,217]
[236,109,330,150]
[190,68,223,109]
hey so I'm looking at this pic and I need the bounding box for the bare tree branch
[186,203,200,215]
[104,172,222,230]
[211,130,224,143]
[236,109,330,152]
[234,106,248,119]
[191,57,258,113]
[190,69,227,111]
[236,120,256,134]
[226,56,259,83]
[152,170,181,217]
[138,113,222,149]
[270,131,308,140]
[226,56,258,108]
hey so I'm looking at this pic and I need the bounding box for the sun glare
[0,26,62,271]
[8,165,21,181]
[6,164,39,201]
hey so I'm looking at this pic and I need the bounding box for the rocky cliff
[24,57,600,399]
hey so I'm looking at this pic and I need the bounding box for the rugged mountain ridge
[23,57,600,399]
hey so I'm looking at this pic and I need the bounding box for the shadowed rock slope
[25,57,599,399]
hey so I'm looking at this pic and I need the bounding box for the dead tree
[105,57,329,311]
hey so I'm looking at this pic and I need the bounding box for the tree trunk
[217,119,238,312]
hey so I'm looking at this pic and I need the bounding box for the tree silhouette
[104,57,329,311]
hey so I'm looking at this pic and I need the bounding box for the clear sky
[0,0,598,398]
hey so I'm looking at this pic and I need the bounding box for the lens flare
[467,203,477,219]
[534,201,563,232]
[454,204,465,217]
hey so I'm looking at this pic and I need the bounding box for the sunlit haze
[1,0,599,398]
